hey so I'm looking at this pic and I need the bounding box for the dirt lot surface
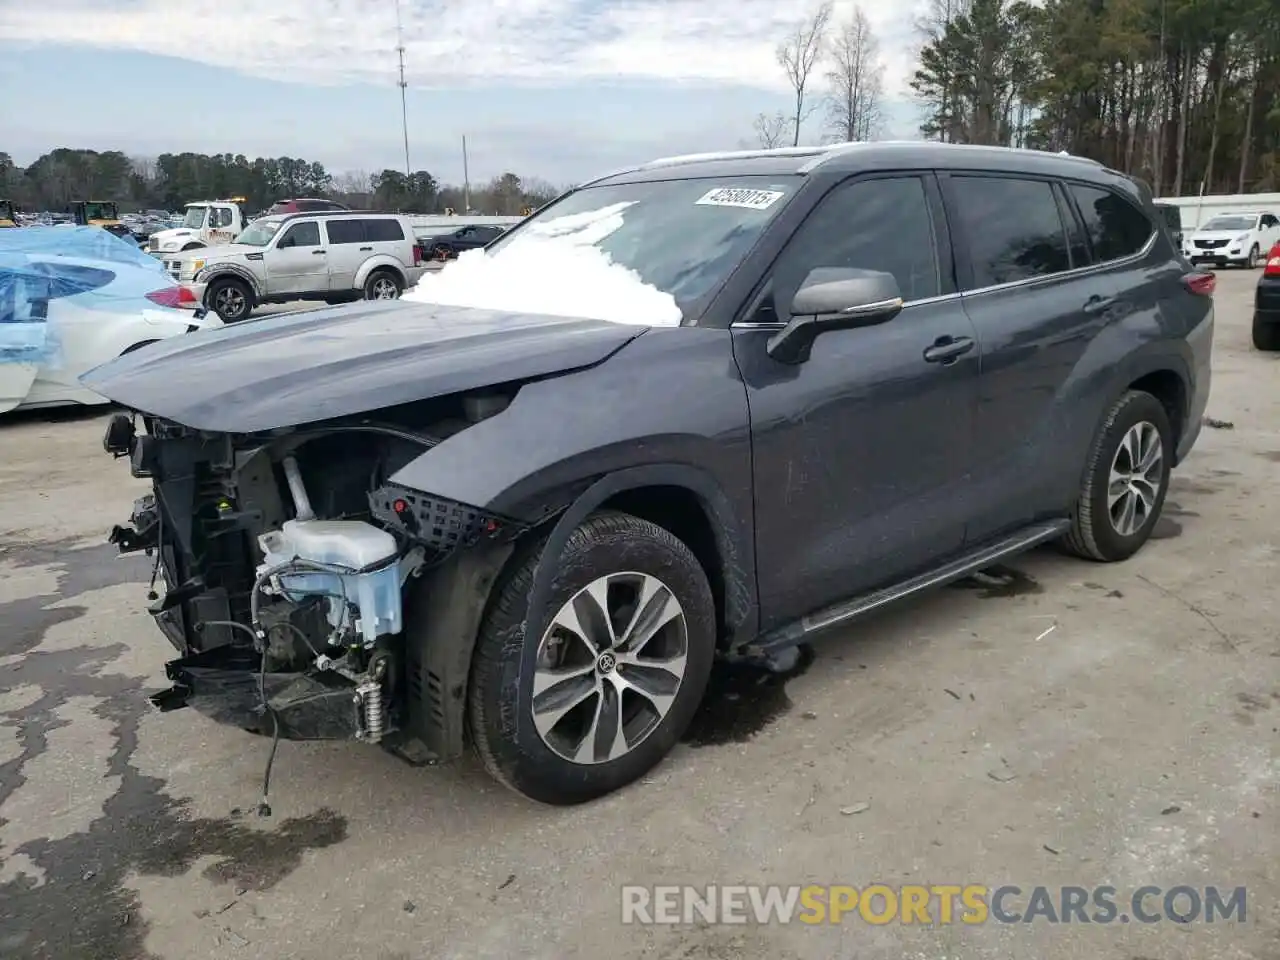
[1,269,1276,960]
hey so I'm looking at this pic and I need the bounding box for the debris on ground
[944,688,962,700]
[223,928,250,948]
[987,758,1017,783]
[498,874,516,890]
[840,802,871,816]
[1043,844,1060,855]
[1203,416,1235,429]
[801,711,818,720]
[1161,805,1181,815]
[403,900,417,914]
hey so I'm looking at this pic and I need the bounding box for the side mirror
[766,268,904,364]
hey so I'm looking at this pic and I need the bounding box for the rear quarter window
[1068,184,1154,262]
[364,219,405,242]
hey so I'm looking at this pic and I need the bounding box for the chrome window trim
[958,228,1156,300]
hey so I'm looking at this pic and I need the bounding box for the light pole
[396,0,411,179]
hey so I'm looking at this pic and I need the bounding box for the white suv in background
[187,212,426,322]
[1183,210,1280,269]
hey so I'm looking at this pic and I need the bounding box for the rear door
[323,218,367,290]
[363,217,411,266]
[733,172,981,628]
[262,220,328,295]
[944,172,1155,541]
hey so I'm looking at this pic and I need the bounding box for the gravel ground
[0,269,1276,960]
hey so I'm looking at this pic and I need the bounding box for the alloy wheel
[370,277,399,299]
[1108,420,1164,536]
[531,572,688,765]
[214,286,246,319]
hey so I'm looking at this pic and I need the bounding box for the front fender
[354,255,406,289]
[387,326,758,642]
[196,263,264,302]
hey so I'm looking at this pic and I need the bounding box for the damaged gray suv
[89,142,1214,805]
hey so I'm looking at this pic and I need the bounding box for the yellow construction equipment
[0,200,15,228]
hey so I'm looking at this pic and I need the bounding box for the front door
[732,173,981,631]
[263,220,328,296]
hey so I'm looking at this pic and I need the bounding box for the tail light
[145,286,198,308]
[413,243,423,266]
[1265,244,1280,277]
[1181,272,1216,297]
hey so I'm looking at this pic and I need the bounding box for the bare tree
[777,1,833,146]
[753,111,795,148]
[824,5,885,142]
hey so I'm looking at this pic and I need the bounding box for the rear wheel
[1061,390,1172,562]
[468,511,716,804]
[206,278,253,323]
[1253,313,1280,351]
[363,270,403,301]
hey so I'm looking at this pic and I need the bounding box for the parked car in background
[1184,211,1280,268]
[1254,242,1280,351]
[189,211,424,322]
[0,226,220,414]
[93,142,1212,806]
[421,223,507,260]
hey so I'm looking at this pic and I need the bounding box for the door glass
[325,219,365,244]
[1068,184,1154,263]
[951,177,1071,288]
[765,176,940,319]
[279,222,321,248]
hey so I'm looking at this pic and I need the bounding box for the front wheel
[1060,390,1172,562]
[206,278,253,322]
[468,511,716,804]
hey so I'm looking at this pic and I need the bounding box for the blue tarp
[0,226,174,364]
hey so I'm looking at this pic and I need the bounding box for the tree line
[758,0,1280,196]
[0,148,563,216]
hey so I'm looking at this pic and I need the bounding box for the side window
[278,221,320,248]
[767,175,941,317]
[325,219,365,244]
[210,207,233,229]
[363,219,405,242]
[1068,184,1153,263]
[951,176,1070,288]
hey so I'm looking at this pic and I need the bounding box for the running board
[744,519,1071,657]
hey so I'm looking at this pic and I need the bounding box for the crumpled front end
[103,401,522,753]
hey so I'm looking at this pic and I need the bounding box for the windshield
[85,202,117,221]
[485,177,798,312]
[1201,215,1256,232]
[182,206,208,229]
[236,217,283,246]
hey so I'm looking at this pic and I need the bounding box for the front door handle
[923,335,975,364]
[1083,294,1116,315]
[359,246,373,252]
[312,250,326,256]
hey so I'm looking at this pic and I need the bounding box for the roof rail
[641,145,831,171]
[798,140,1107,173]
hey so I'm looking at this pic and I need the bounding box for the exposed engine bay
[105,390,524,808]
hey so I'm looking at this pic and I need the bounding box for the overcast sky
[0,0,928,186]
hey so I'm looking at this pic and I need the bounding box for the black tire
[206,278,253,322]
[1253,314,1280,351]
[1061,390,1173,562]
[468,511,716,805]
[363,269,403,301]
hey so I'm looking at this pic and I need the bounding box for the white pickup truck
[148,199,248,258]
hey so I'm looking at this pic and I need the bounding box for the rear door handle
[312,250,326,256]
[923,335,975,364]
[1083,295,1116,315]
[359,246,373,252]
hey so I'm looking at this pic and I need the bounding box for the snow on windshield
[400,202,683,327]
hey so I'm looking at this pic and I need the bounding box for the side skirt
[740,519,1071,662]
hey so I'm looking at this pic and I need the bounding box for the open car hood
[81,300,648,433]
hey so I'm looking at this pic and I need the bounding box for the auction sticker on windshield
[695,187,786,211]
